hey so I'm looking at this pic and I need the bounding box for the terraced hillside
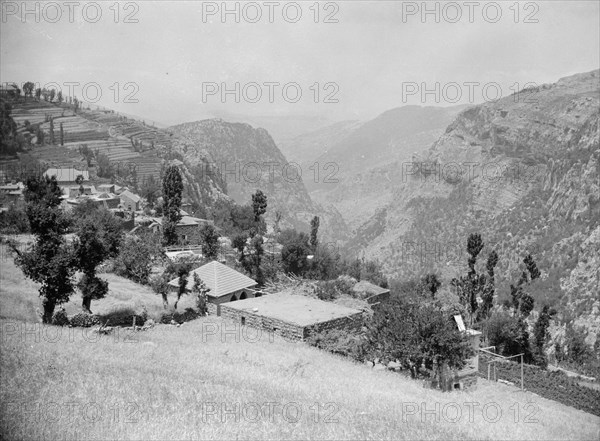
[7,100,169,185]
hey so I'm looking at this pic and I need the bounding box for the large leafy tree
[200,224,220,260]
[279,229,310,276]
[23,82,35,99]
[162,165,183,245]
[73,201,123,313]
[366,296,473,380]
[11,175,76,323]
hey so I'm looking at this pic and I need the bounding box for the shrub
[159,308,200,324]
[69,312,101,327]
[52,308,70,326]
[97,306,147,327]
[306,329,366,360]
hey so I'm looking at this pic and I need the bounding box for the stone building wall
[176,224,202,244]
[218,305,364,341]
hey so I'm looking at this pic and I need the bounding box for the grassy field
[1,244,599,440]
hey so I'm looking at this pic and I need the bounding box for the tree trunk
[82,297,92,314]
[42,298,56,324]
[162,293,169,309]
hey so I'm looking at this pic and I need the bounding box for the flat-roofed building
[219,293,364,341]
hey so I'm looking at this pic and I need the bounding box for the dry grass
[1,243,599,440]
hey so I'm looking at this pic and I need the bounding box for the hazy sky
[1,1,599,126]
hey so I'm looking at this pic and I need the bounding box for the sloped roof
[168,260,257,297]
[120,190,141,202]
[352,280,390,298]
[44,168,89,182]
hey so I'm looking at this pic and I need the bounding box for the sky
[1,1,599,128]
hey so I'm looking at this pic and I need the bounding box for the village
[0,161,487,393]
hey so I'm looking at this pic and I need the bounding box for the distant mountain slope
[351,70,600,343]
[169,119,349,241]
[305,105,466,229]
[278,120,362,164]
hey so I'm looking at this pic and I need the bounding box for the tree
[486,309,532,362]
[10,175,76,323]
[79,144,93,167]
[23,82,35,99]
[510,254,539,318]
[453,233,487,326]
[479,250,499,320]
[162,165,183,245]
[310,216,320,252]
[279,229,310,275]
[41,88,50,101]
[200,224,220,260]
[95,151,113,178]
[421,273,441,298]
[57,91,63,104]
[140,175,159,208]
[191,273,210,315]
[49,89,56,102]
[35,88,41,100]
[248,235,265,285]
[532,305,556,367]
[175,264,192,309]
[366,296,473,381]
[114,229,163,284]
[565,325,592,364]
[49,118,55,145]
[73,203,123,313]
[251,190,267,222]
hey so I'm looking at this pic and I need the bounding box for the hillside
[301,105,466,229]
[278,120,362,164]
[169,119,349,241]
[348,70,600,345]
[0,248,598,440]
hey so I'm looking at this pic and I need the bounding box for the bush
[97,306,147,327]
[0,202,29,234]
[69,312,101,327]
[52,308,70,326]
[159,307,200,324]
[314,277,355,301]
[306,329,366,360]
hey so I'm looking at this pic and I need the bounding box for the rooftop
[120,190,141,202]
[44,168,89,182]
[223,293,363,327]
[168,260,256,297]
[352,280,390,298]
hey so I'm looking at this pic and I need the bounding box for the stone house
[97,184,115,194]
[352,280,390,305]
[168,260,258,313]
[44,167,89,189]
[219,293,364,341]
[120,190,141,211]
[147,215,212,245]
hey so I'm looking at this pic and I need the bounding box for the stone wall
[176,224,202,245]
[218,304,363,341]
[219,305,305,340]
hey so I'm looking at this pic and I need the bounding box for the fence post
[487,363,490,381]
[521,354,524,391]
